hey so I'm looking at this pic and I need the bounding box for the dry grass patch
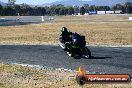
[0,63,132,88]
[0,23,60,44]
[0,15,132,45]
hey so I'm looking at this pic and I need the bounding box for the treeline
[0,2,132,16]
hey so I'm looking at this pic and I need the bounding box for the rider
[60,27,86,51]
[71,32,86,48]
[60,27,72,43]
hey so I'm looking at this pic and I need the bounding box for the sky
[0,0,91,5]
[16,0,60,5]
[0,0,59,5]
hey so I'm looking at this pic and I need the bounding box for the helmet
[61,27,68,32]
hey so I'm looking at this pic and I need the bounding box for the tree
[50,5,57,15]
[104,6,110,11]
[45,7,51,15]
[112,4,124,13]
[73,6,79,15]
[2,2,132,16]
[20,4,32,16]
[89,5,96,11]
[96,6,110,11]
[41,7,46,16]
[0,5,3,15]
[83,4,89,13]
[64,8,68,15]
[55,7,61,15]
[80,6,85,15]
[59,7,65,15]
[8,0,16,5]
[14,5,21,15]
[68,7,74,15]
[124,2,132,14]
[3,6,15,16]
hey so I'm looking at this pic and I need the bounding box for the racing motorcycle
[59,32,91,59]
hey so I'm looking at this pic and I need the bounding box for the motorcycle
[59,32,91,59]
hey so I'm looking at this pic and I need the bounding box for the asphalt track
[0,16,56,26]
[0,16,131,26]
[0,45,132,75]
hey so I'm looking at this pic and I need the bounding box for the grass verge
[0,15,132,45]
[0,63,132,88]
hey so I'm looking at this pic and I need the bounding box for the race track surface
[0,16,56,26]
[0,45,132,75]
